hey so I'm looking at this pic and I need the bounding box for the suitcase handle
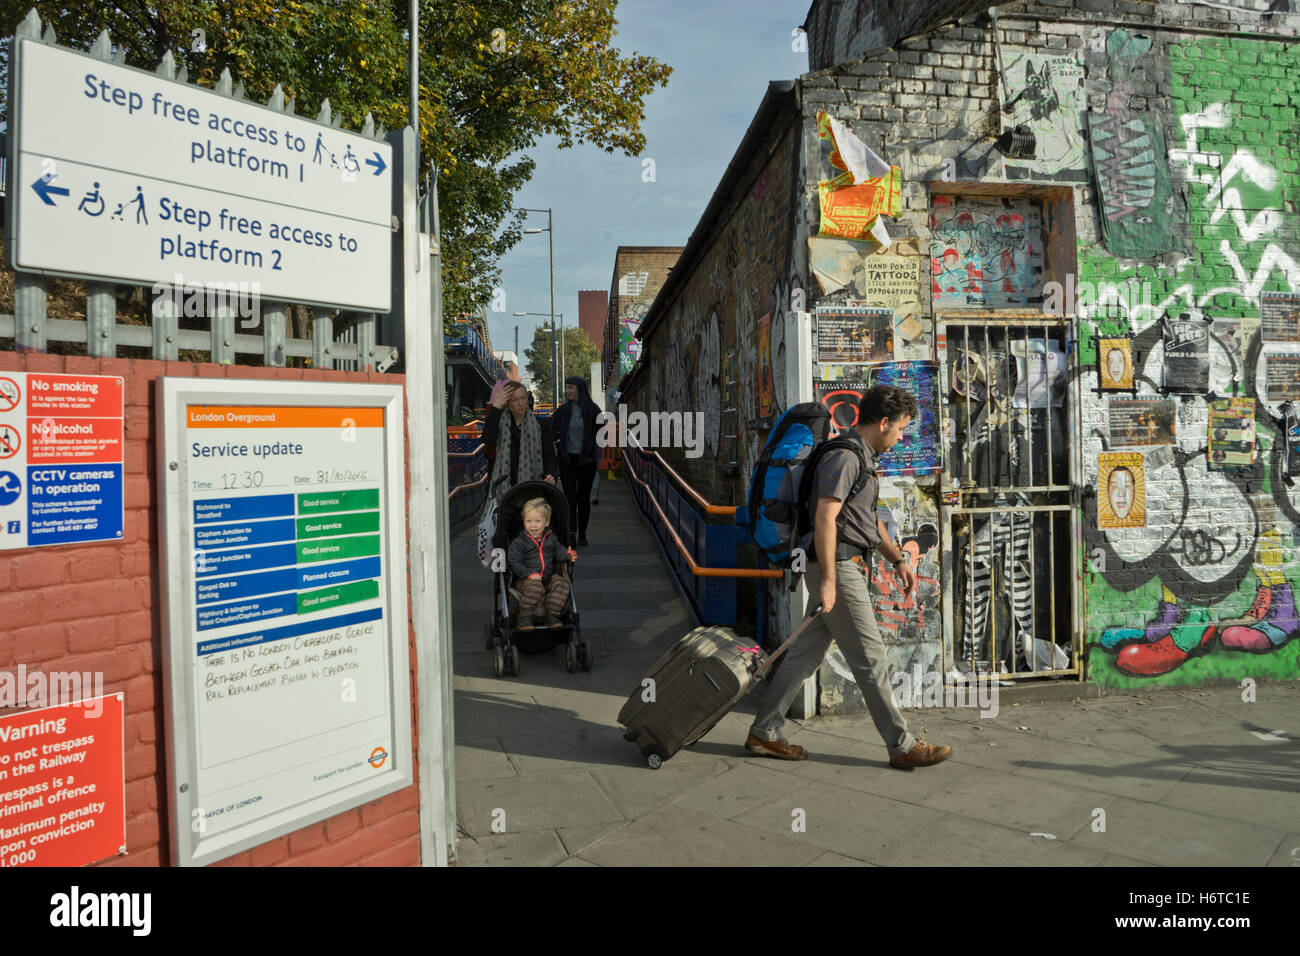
[754,608,823,680]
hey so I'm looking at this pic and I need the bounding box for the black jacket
[483,406,559,486]
[552,381,601,466]
[507,528,568,581]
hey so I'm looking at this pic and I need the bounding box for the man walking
[745,386,952,769]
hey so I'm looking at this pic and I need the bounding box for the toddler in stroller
[509,496,578,630]
[484,479,594,676]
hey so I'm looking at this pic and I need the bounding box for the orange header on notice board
[186,406,385,428]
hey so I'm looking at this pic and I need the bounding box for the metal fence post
[14,273,46,352]
[152,286,178,360]
[86,282,116,357]
[212,299,235,365]
[263,304,287,367]
[312,311,334,369]
[356,312,376,371]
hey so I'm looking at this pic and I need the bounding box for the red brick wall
[0,353,422,867]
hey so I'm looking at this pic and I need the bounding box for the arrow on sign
[31,176,71,205]
[365,152,387,176]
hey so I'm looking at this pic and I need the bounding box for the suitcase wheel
[645,747,667,770]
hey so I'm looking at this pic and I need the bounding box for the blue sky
[486,0,811,359]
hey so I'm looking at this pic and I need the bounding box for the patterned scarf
[491,409,545,498]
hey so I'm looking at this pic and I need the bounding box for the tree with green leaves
[523,324,599,403]
[0,0,671,325]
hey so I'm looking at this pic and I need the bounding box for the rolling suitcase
[617,612,822,768]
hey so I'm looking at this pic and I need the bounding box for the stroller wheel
[493,647,504,678]
[508,645,520,677]
[580,641,594,673]
[563,643,577,673]
[483,622,495,651]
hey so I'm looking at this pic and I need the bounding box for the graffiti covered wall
[630,119,801,508]
[1081,33,1300,687]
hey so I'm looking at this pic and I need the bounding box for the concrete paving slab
[455,738,519,780]
[588,753,736,818]
[670,761,806,818]
[742,780,945,862]
[752,732,959,805]
[803,852,877,866]
[454,829,569,867]
[1077,796,1285,866]
[1098,853,1157,866]
[557,856,601,866]
[1265,833,1300,866]
[556,820,632,857]
[500,726,636,776]
[579,804,823,867]
[1153,728,1300,776]
[454,689,557,738]
[524,685,629,727]
[1011,739,1193,802]
[919,765,1121,840]
[456,771,625,836]
[875,811,1111,866]
[1156,766,1300,833]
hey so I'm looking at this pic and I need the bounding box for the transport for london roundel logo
[368,746,388,769]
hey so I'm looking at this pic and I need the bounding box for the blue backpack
[746,402,869,569]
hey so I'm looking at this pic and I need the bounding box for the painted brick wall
[0,353,422,866]
[605,247,683,390]
[628,121,801,510]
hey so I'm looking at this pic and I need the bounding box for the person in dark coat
[483,380,558,500]
[551,375,601,546]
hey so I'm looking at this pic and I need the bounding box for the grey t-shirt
[809,431,880,554]
[566,403,585,454]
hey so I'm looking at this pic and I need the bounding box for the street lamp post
[514,311,564,402]
[519,209,556,404]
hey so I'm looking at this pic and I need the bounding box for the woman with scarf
[551,375,601,546]
[483,381,559,500]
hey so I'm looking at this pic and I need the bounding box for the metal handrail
[448,444,484,459]
[625,434,737,516]
[623,445,781,580]
[448,470,489,499]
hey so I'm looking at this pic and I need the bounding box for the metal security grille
[939,314,1082,679]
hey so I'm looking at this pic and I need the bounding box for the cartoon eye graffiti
[1135,216,1154,225]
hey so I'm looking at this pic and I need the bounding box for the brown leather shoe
[889,739,952,769]
[744,733,808,760]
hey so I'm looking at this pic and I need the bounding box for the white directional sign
[7,38,391,312]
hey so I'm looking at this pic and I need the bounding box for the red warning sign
[25,374,122,418]
[27,417,123,464]
[0,695,125,867]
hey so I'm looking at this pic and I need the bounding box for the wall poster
[1208,397,1257,471]
[1098,451,1145,529]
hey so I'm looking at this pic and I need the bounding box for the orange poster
[818,170,903,240]
[816,111,902,240]
[1098,452,1145,530]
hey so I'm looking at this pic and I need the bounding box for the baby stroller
[483,479,593,677]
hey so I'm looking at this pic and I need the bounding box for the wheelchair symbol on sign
[0,471,20,506]
[0,425,19,460]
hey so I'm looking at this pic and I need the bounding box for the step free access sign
[0,372,124,551]
[6,38,391,313]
